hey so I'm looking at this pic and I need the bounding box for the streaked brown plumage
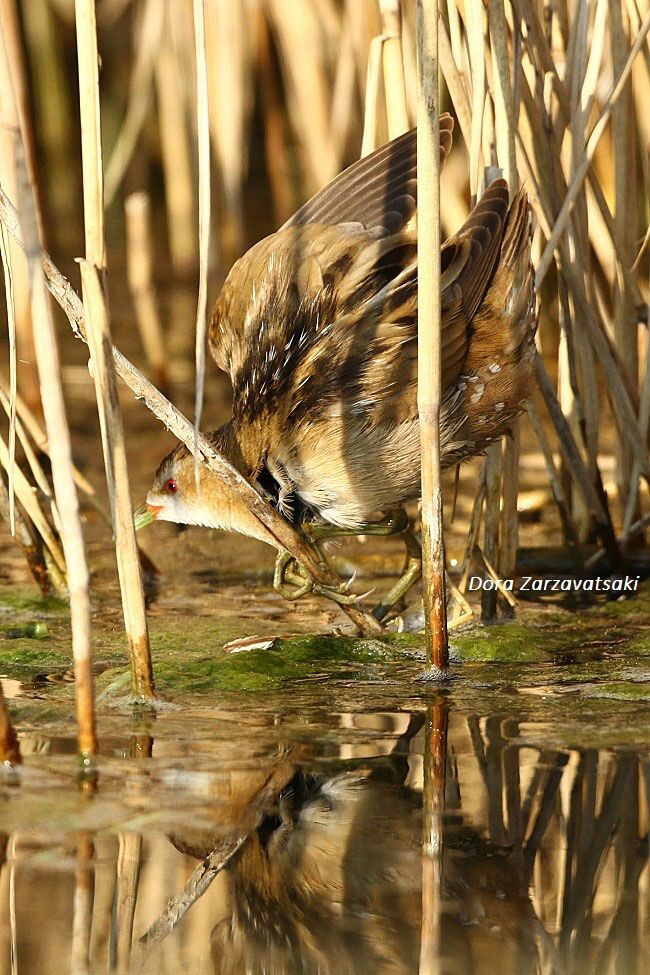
[138,115,536,558]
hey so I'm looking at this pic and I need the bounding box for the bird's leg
[304,509,422,620]
[371,526,422,622]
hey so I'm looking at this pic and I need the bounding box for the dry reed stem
[0,187,381,636]
[473,545,517,609]
[361,34,384,156]
[80,262,155,698]
[466,0,486,201]
[12,150,97,757]
[417,0,448,672]
[454,465,485,620]
[437,14,471,146]
[330,4,357,165]
[154,8,196,274]
[0,378,56,513]
[192,0,211,462]
[0,370,108,516]
[611,0,640,519]
[104,0,164,207]
[534,352,619,563]
[481,447,501,621]
[205,0,252,256]
[0,472,55,595]
[0,432,66,573]
[75,0,106,271]
[379,1,410,138]
[266,0,339,193]
[0,13,39,410]
[0,221,16,533]
[526,400,582,566]
[535,9,650,287]
[125,192,169,392]
[76,0,154,698]
[488,0,519,588]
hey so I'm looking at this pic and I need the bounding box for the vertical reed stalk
[75,0,154,698]
[192,0,211,458]
[74,0,105,271]
[419,698,448,975]
[416,0,448,673]
[0,220,16,533]
[155,7,196,274]
[19,195,97,761]
[0,7,40,410]
[379,1,410,138]
[125,192,169,393]
[80,263,155,698]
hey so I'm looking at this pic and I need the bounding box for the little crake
[135,116,537,619]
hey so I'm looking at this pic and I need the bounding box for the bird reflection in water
[172,735,536,975]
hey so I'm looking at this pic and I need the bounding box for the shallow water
[1,232,649,975]
[0,580,649,974]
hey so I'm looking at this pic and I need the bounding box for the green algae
[0,592,68,616]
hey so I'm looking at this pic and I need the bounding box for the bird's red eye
[165,478,178,495]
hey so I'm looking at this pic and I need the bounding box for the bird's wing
[280,179,513,429]
[209,118,454,381]
[209,165,512,440]
[282,116,453,235]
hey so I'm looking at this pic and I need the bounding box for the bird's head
[133,424,277,546]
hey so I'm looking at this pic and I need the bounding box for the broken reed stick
[125,192,169,392]
[0,679,20,765]
[80,262,155,698]
[0,187,380,637]
[192,0,211,454]
[416,0,449,673]
[419,698,448,975]
[75,0,154,697]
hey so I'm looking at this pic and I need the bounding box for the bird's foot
[273,550,362,607]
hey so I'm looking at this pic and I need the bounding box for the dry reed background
[0,2,649,717]
[0,2,647,967]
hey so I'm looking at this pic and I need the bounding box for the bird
[135,114,536,620]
